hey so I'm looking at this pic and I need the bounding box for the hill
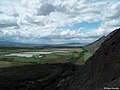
[0,41,85,47]
[0,63,77,90]
[62,28,120,90]
[0,41,22,46]
[84,30,117,53]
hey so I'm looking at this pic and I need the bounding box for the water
[4,51,69,57]
[5,52,52,57]
[5,53,33,57]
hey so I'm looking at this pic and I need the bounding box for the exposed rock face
[85,30,117,53]
[61,28,120,90]
[85,36,106,53]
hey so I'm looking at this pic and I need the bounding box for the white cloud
[0,0,120,44]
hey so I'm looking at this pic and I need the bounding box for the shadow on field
[0,63,81,90]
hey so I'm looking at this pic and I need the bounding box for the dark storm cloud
[0,11,4,14]
[36,3,55,16]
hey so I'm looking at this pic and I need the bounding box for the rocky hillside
[84,30,117,53]
[61,28,120,90]
[84,36,106,53]
[0,63,77,90]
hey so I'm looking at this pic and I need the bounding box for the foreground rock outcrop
[61,28,120,90]
[0,63,77,90]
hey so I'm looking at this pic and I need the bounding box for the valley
[0,46,92,90]
[0,47,92,68]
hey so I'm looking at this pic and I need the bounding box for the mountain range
[0,41,86,47]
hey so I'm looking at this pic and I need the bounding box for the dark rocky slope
[84,30,117,53]
[0,63,77,90]
[61,28,120,90]
[84,36,106,53]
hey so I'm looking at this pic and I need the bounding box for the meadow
[0,46,92,68]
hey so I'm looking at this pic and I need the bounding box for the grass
[0,61,31,68]
[0,47,93,68]
[84,51,92,61]
[0,61,15,68]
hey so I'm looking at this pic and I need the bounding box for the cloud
[103,2,120,20]
[0,11,3,14]
[0,23,18,28]
[36,3,55,16]
[0,0,120,44]
[0,14,18,28]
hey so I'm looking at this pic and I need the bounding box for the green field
[0,47,93,89]
[0,47,92,68]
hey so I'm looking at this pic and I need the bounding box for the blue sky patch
[67,21,102,30]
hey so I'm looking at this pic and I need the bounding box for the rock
[84,29,117,53]
[61,28,120,90]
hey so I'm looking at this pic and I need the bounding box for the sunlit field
[0,47,92,68]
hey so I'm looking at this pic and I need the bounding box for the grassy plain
[0,47,92,68]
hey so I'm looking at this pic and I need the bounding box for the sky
[0,0,120,44]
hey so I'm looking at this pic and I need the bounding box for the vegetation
[0,46,93,90]
[0,47,92,68]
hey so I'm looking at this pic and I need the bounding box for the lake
[4,51,69,57]
[5,52,52,57]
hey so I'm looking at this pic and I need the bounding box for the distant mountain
[59,42,87,46]
[0,41,23,46]
[0,41,40,47]
[0,41,86,47]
